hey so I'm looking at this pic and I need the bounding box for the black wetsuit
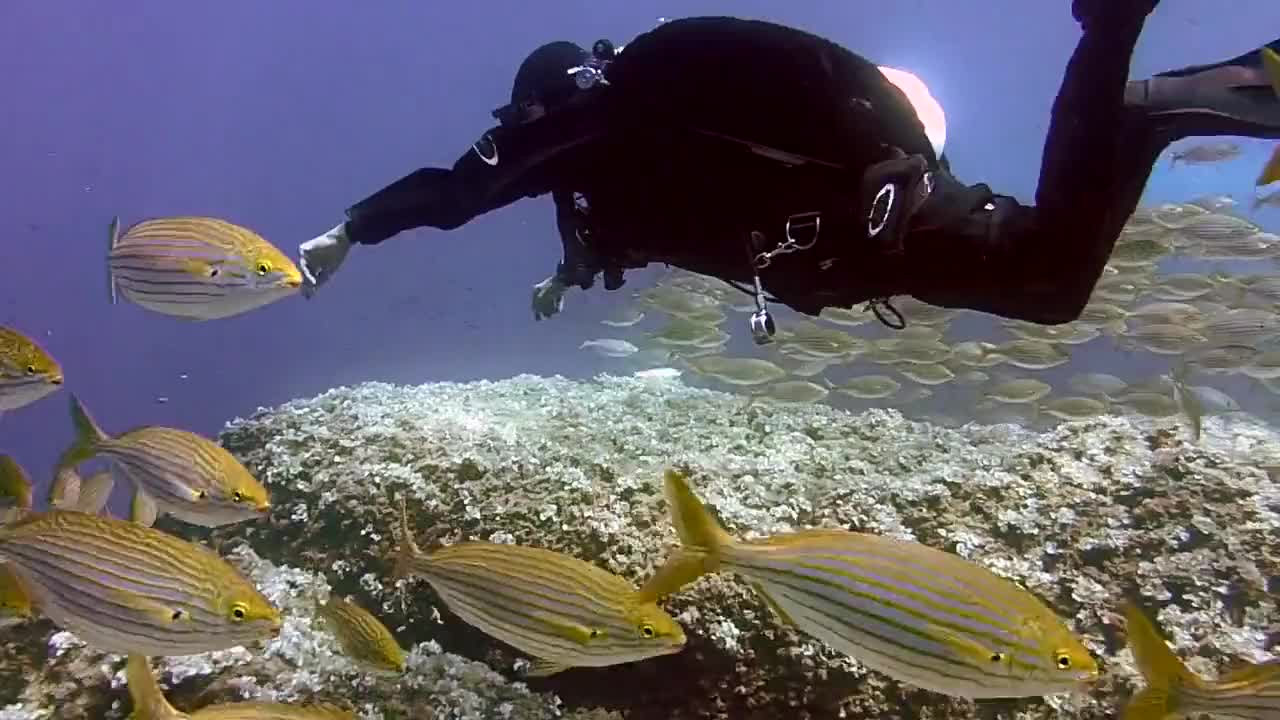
[340,9,1280,326]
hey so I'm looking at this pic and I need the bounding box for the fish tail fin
[1260,146,1280,188]
[124,654,181,720]
[1122,601,1195,720]
[637,469,732,602]
[1262,47,1280,96]
[108,216,121,305]
[0,455,32,514]
[392,498,424,582]
[59,394,109,471]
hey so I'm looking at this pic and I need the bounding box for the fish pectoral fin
[1122,686,1172,720]
[932,625,1010,670]
[526,659,570,677]
[750,581,799,629]
[109,589,188,625]
[180,258,215,278]
[130,490,159,527]
[531,613,597,646]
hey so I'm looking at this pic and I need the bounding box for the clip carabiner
[785,212,821,251]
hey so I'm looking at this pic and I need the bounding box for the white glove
[298,223,352,299]
[531,275,567,321]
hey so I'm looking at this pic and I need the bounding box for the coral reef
[2,373,1276,719]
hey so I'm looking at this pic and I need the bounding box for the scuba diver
[298,2,1280,343]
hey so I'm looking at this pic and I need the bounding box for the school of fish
[0,47,1273,719]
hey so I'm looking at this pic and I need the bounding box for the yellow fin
[1123,601,1194,691]
[1217,659,1280,686]
[111,589,187,626]
[527,659,570,677]
[662,469,732,557]
[750,581,799,628]
[392,499,423,581]
[179,258,214,278]
[532,612,598,646]
[124,655,185,720]
[932,624,1012,670]
[1123,687,1172,720]
[72,471,114,515]
[1257,49,1280,186]
[131,489,158,527]
[1260,146,1280,187]
[637,549,711,603]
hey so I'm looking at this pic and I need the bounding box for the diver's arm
[343,128,522,245]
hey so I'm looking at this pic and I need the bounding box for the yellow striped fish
[108,215,301,321]
[0,326,63,414]
[0,510,280,655]
[1122,601,1280,720]
[316,594,406,675]
[1258,48,1280,187]
[393,504,686,676]
[645,470,1098,699]
[0,455,33,523]
[126,654,354,719]
[59,394,270,528]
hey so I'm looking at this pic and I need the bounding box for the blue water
[2,1,1279,506]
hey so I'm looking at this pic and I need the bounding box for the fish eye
[988,652,1005,663]
[25,365,36,374]
[207,267,219,278]
[1055,653,1072,670]
[231,603,248,621]
[640,624,656,639]
[588,629,601,639]
[232,491,244,503]
[256,261,272,276]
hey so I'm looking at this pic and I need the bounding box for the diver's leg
[1124,39,1280,141]
[900,3,1158,324]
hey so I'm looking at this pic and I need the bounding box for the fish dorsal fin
[1123,601,1197,691]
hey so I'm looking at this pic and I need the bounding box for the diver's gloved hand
[531,275,567,321]
[298,223,352,299]
[1072,0,1158,29]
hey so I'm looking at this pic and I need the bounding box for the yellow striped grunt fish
[392,504,686,676]
[1121,601,1280,720]
[58,394,270,528]
[316,594,406,675]
[644,469,1098,699]
[126,654,354,719]
[0,510,280,655]
[0,326,63,415]
[108,215,302,321]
